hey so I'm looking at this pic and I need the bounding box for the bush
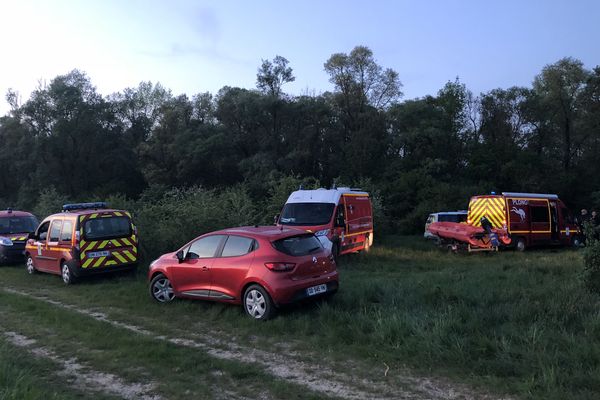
[582,223,600,293]
[32,187,71,220]
[134,185,258,261]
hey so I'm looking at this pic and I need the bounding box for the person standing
[591,210,599,241]
[579,209,590,244]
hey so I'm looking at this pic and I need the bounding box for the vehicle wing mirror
[176,250,185,263]
[28,232,36,240]
[273,214,280,225]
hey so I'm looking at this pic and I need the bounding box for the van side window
[335,206,345,227]
[561,208,574,224]
[60,220,73,242]
[531,206,549,223]
[49,220,62,242]
[37,221,50,241]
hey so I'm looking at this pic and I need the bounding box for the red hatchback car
[148,226,339,320]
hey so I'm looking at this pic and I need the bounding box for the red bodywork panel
[148,226,339,306]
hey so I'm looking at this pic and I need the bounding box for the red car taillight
[264,262,296,272]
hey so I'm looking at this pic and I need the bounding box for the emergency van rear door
[78,212,138,269]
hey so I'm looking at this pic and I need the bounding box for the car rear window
[272,235,322,257]
[83,216,131,240]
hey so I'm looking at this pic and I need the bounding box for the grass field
[0,236,598,399]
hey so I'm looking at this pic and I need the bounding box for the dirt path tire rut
[2,287,513,400]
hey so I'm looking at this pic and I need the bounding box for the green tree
[256,55,295,98]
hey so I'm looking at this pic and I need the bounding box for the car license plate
[88,250,110,258]
[306,284,327,296]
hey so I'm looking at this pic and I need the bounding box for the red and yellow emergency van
[467,192,581,251]
[277,187,374,259]
[25,202,138,284]
[429,192,581,251]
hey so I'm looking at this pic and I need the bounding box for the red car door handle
[202,266,209,271]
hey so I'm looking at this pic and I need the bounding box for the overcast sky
[0,0,598,116]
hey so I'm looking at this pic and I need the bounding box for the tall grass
[2,236,599,399]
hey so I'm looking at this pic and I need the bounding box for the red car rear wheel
[243,284,274,321]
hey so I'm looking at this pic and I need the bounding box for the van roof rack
[62,202,108,212]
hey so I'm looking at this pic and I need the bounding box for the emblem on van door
[511,207,526,222]
[312,256,317,264]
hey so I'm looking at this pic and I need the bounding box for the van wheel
[26,256,36,274]
[243,284,274,321]
[61,263,76,285]
[515,237,526,252]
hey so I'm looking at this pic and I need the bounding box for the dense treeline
[1,46,599,233]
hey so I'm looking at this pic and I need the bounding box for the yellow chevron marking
[123,250,136,262]
[468,197,506,228]
[98,240,109,249]
[105,260,117,266]
[93,257,106,268]
[82,258,94,268]
[90,213,98,219]
[113,252,127,263]
[114,212,123,216]
[121,238,132,246]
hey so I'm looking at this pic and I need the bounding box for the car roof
[431,211,468,216]
[0,210,36,218]
[212,226,311,241]
[47,209,128,218]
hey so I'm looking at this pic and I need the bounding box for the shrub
[32,187,71,220]
[134,185,258,261]
[582,223,600,293]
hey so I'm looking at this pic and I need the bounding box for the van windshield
[83,216,132,240]
[0,216,39,234]
[279,203,335,226]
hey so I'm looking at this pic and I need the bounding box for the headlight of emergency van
[0,237,14,246]
[314,229,330,237]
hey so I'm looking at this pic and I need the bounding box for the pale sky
[0,0,598,116]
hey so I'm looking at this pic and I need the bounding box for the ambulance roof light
[62,202,108,212]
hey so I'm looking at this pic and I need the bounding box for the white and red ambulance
[277,188,374,259]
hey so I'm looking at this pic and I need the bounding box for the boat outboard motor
[480,216,500,247]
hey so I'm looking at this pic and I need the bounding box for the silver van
[424,211,467,239]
